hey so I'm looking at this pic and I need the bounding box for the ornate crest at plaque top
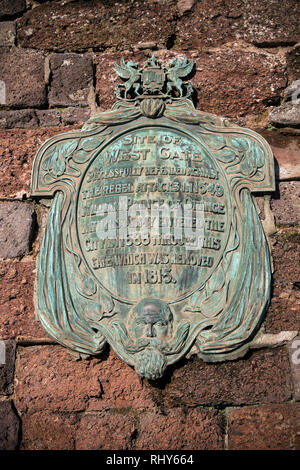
[31,55,275,379]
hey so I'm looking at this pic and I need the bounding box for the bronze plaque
[31,56,275,379]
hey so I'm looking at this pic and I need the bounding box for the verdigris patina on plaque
[31,56,275,379]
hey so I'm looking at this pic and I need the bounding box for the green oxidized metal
[31,55,275,379]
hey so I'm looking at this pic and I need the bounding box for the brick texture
[136,408,223,450]
[0,127,80,199]
[95,48,286,117]
[150,347,293,407]
[0,0,26,20]
[269,102,300,128]
[287,43,300,82]
[0,401,19,450]
[20,412,77,450]
[0,47,46,108]
[228,404,300,450]
[260,130,300,181]
[0,260,47,341]
[0,21,15,46]
[49,53,93,107]
[61,107,90,125]
[271,181,300,226]
[14,346,156,414]
[75,412,136,450]
[0,202,34,259]
[17,1,177,52]
[36,110,61,127]
[263,230,300,333]
[0,110,39,129]
[176,0,300,48]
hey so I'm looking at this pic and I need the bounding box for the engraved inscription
[76,127,231,302]
[31,55,275,379]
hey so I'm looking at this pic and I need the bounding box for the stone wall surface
[0,0,299,450]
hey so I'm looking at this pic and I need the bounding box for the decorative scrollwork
[31,55,275,378]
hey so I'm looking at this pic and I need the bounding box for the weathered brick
[0,127,79,199]
[0,47,46,108]
[17,1,176,52]
[95,49,286,117]
[269,102,300,127]
[0,109,38,129]
[0,260,47,341]
[227,404,300,450]
[49,53,93,107]
[0,21,15,46]
[61,107,90,125]
[20,409,137,450]
[36,110,61,127]
[288,337,300,401]
[177,0,195,16]
[271,181,300,226]
[20,412,77,450]
[154,347,292,407]
[75,412,136,450]
[274,146,300,181]
[95,51,145,111]
[0,401,19,450]
[176,0,300,48]
[176,0,242,48]
[263,230,300,333]
[259,130,300,181]
[189,48,286,117]
[14,346,156,414]
[0,340,15,395]
[0,202,34,259]
[136,408,223,450]
[86,349,155,411]
[287,43,300,82]
[0,0,26,20]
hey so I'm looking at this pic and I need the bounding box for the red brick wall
[0,0,299,450]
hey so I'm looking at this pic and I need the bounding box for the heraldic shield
[31,55,275,379]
